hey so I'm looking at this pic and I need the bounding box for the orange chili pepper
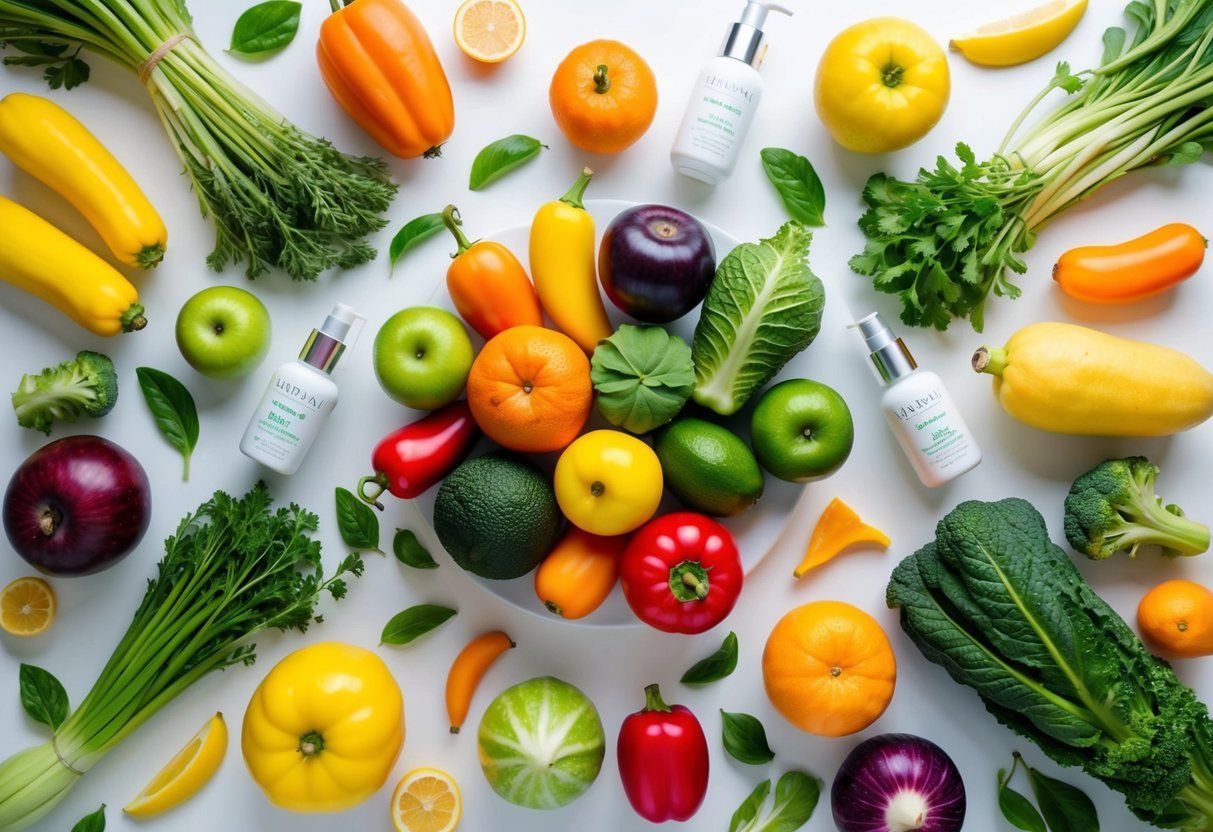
[317,0,455,159]
[534,526,628,620]
[442,204,543,340]
[1053,222,1207,304]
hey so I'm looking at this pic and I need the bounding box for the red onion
[831,733,966,832]
[3,435,151,576]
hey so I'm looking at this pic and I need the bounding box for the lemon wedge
[391,767,462,832]
[454,0,525,64]
[124,712,227,817]
[951,0,1088,67]
[0,576,55,637]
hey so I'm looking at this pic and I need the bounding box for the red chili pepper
[617,683,709,823]
[356,400,480,509]
[619,512,743,634]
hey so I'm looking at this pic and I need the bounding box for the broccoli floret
[11,350,118,434]
[1064,456,1209,559]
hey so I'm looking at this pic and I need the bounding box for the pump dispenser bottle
[670,0,792,184]
[240,303,362,475]
[852,312,981,487]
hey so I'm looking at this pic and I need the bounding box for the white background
[1,1,1211,830]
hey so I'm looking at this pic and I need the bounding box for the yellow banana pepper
[241,642,405,813]
[0,93,167,268]
[529,167,612,354]
[0,195,145,335]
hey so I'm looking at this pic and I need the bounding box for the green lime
[654,417,764,517]
[433,452,562,579]
[478,676,605,809]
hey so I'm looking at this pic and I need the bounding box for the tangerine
[549,40,657,154]
[1137,579,1213,658]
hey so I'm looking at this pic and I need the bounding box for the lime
[477,676,605,809]
[433,452,562,579]
[654,417,764,516]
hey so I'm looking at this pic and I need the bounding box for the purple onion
[831,733,966,832]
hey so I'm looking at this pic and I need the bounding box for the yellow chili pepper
[0,93,167,268]
[0,195,145,335]
[529,167,612,354]
[241,641,405,813]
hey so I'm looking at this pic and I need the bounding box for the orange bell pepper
[793,497,890,579]
[317,0,455,159]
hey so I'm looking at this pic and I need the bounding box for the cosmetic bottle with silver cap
[240,303,363,475]
[851,311,981,487]
[670,0,792,184]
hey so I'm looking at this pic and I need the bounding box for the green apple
[750,378,854,481]
[175,286,272,379]
[373,306,474,409]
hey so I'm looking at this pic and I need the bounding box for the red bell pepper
[356,400,480,509]
[619,512,743,634]
[617,683,709,823]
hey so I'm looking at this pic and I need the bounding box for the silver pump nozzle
[850,311,917,384]
[721,1,792,67]
[301,303,363,374]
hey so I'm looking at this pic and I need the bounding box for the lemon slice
[0,576,55,637]
[951,0,1088,67]
[124,712,227,817]
[454,0,525,64]
[391,767,462,832]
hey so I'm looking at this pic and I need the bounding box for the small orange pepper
[1053,223,1206,304]
[793,497,890,579]
[534,526,629,619]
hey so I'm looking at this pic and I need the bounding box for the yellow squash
[973,321,1213,436]
[0,93,167,268]
[0,195,146,335]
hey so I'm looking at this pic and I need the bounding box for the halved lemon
[951,0,1088,67]
[391,767,462,832]
[454,0,525,64]
[124,712,227,817]
[0,576,55,637]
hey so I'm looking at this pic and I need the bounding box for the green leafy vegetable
[999,754,1048,832]
[680,631,738,686]
[380,604,456,646]
[335,487,382,553]
[1029,762,1100,832]
[887,497,1213,830]
[0,482,361,831]
[135,367,198,481]
[590,325,695,433]
[389,213,444,274]
[730,780,772,832]
[469,134,546,190]
[70,804,105,832]
[2,41,88,90]
[729,770,821,832]
[229,1,301,57]
[393,528,438,569]
[760,148,826,226]
[19,664,68,731]
[721,709,775,765]
[852,0,1213,331]
[11,350,117,435]
[692,221,824,415]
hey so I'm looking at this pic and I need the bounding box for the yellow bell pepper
[241,642,405,813]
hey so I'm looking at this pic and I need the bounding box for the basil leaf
[680,631,738,686]
[729,779,771,832]
[380,604,456,645]
[763,770,821,832]
[335,487,382,553]
[721,709,775,765]
[388,212,444,274]
[71,804,106,832]
[1028,765,1100,832]
[1000,783,1048,832]
[19,664,69,731]
[760,148,826,227]
[229,1,301,58]
[135,367,199,481]
[469,134,545,190]
[393,528,438,569]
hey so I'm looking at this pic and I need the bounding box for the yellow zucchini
[972,321,1213,436]
[0,195,146,336]
[0,93,167,269]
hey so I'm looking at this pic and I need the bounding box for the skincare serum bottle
[670,0,792,184]
[852,312,982,487]
[240,303,361,476]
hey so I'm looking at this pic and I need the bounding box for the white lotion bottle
[852,312,982,487]
[240,303,361,475]
[670,0,792,184]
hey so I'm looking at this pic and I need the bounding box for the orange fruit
[1137,579,1213,657]
[549,40,658,154]
[1,576,55,636]
[762,600,896,737]
[454,0,525,64]
[466,325,592,453]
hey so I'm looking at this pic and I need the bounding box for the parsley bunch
[852,0,1213,331]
